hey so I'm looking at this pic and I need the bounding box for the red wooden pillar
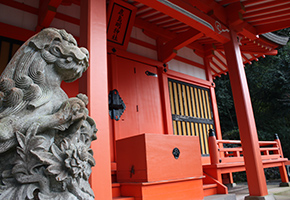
[204,57,222,140]
[224,30,268,197]
[80,0,112,199]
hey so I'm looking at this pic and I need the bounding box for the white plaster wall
[50,18,80,37]
[127,26,158,60]
[127,42,158,60]
[168,59,206,80]
[0,4,38,31]
[130,26,156,45]
[57,4,80,19]
[14,0,39,8]
[0,1,80,37]
[167,46,206,80]
[128,27,206,80]
[178,47,204,65]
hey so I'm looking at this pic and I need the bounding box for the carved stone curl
[0,28,97,200]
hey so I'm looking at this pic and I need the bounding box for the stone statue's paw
[57,96,88,124]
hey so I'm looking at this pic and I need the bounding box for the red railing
[208,130,284,165]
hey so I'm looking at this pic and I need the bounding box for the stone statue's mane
[0,28,88,118]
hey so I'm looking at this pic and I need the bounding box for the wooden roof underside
[0,0,289,77]
[128,0,290,76]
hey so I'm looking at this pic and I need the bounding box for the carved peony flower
[64,144,93,180]
[32,136,95,182]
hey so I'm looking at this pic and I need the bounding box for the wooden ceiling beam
[245,0,290,13]
[143,13,164,21]
[243,4,290,18]
[134,17,177,40]
[159,20,180,28]
[256,20,290,34]
[243,0,271,7]
[210,60,224,74]
[241,50,278,56]
[173,27,190,33]
[241,53,252,64]
[136,0,230,43]
[183,0,227,24]
[226,2,245,27]
[136,5,148,12]
[213,54,227,70]
[246,9,290,22]
[136,8,157,18]
[218,0,240,6]
[0,0,79,27]
[165,23,187,30]
[36,0,63,31]
[250,15,290,26]
[159,28,204,62]
[151,16,173,24]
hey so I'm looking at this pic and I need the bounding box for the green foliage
[214,28,290,159]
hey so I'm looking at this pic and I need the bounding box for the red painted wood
[158,67,174,135]
[81,0,112,199]
[256,20,290,34]
[204,57,222,140]
[0,22,35,42]
[111,56,164,140]
[116,133,203,182]
[137,0,230,43]
[61,80,79,98]
[121,178,204,200]
[224,29,268,197]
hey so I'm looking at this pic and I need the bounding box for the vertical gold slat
[186,86,193,117]
[173,82,180,115]
[205,91,212,119]
[182,84,188,116]
[181,121,186,135]
[202,90,208,119]
[199,123,205,154]
[198,89,204,119]
[168,81,175,115]
[203,123,209,154]
[194,88,200,118]
[178,83,184,116]
[177,121,182,135]
[173,120,177,135]
[190,87,197,117]
[187,122,191,136]
[191,122,195,136]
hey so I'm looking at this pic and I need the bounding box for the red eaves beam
[159,28,204,62]
[136,0,230,44]
[0,0,80,26]
[0,22,36,41]
[256,20,290,34]
[0,22,80,43]
[37,0,64,31]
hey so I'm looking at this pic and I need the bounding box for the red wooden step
[113,197,134,200]
[112,183,121,198]
[203,183,218,196]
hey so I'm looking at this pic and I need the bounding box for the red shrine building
[1,0,290,199]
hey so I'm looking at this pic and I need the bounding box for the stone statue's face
[48,37,89,83]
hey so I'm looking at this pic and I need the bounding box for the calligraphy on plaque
[107,0,136,49]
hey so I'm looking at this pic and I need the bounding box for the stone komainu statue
[0,28,97,200]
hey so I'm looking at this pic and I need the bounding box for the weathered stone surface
[0,28,97,200]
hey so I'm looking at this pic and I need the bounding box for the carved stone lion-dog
[0,28,97,200]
